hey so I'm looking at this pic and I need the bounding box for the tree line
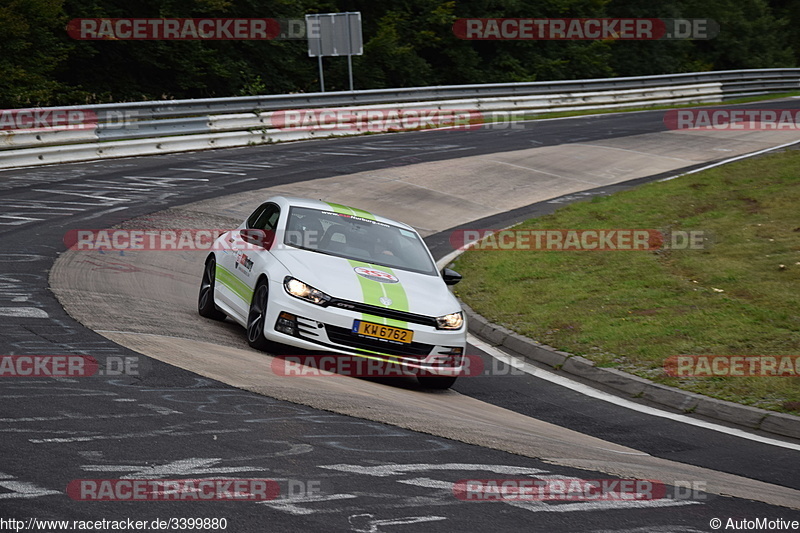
[0,0,796,108]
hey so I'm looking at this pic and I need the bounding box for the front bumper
[262,278,467,375]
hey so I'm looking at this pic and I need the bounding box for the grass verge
[453,149,800,414]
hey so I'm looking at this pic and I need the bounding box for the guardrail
[1,68,797,169]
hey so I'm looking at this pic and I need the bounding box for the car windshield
[283,206,437,276]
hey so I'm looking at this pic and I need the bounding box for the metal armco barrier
[1,68,798,169]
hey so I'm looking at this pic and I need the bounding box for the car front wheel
[198,256,226,321]
[247,278,274,351]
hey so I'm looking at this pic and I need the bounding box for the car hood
[273,247,460,317]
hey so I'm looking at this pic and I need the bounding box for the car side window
[247,203,280,231]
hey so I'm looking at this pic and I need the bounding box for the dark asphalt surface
[1,103,799,531]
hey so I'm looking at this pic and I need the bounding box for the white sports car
[198,196,466,389]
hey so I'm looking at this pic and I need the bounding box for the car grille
[323,325,433,359]
[327,298,438,328]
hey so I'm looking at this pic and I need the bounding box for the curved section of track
[49,105,800,508]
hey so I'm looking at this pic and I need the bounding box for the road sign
[306,12,363,91]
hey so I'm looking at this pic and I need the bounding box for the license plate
[352,320,413,344]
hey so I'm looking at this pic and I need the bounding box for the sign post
[306,12,363,92]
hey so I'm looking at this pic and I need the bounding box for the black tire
[417,375,458,390]
[198,256,226,321]
[247,278,274,351]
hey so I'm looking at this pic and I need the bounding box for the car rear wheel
[417,375,458,390]
[247,278,274,351]
[198,256,226,321]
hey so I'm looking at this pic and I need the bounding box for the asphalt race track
[2,101,800,532]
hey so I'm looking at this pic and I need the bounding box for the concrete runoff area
[170,127,800,236]
[51,125,800,509]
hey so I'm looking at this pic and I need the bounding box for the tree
[0,0,794,107]
[0,0,72,107]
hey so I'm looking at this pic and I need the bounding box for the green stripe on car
[375,265,409,324]
[325,201,376,221]
[216,264,254,303]
[325,203,410,328]
[348,259,408,329]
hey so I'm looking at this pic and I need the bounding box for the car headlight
[436,311,464,330]
[283,277,331,306]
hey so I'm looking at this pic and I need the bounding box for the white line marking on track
[81,458,267,479]
[575,143,694,162]
[0,477,61,499]
[75,183,153,192]
[0,215,46,224]
[33,189,129,202]
[170,168,246,175]
[209,160,275,168]
[485,159,601,185]
[72,206,129,223]
[0,307,48,318]
[348,513,447,532]
[503,498,699,513]
[659,139,800,181]
[313,152,365,156]
[468,334,800,451]
[258,493,359,515]
[0,204,83,210]
[320,464,548,477]
[28,425,250,444]
[139,404,182,415]
[123,175,209,182]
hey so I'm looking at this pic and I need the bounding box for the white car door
[226,202,281,317]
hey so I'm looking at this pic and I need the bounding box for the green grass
[454,149,800,414]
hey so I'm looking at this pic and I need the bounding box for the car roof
[272,195,415,231]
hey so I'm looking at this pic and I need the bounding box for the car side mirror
[441,268,462,286]
[240,229,274,249]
